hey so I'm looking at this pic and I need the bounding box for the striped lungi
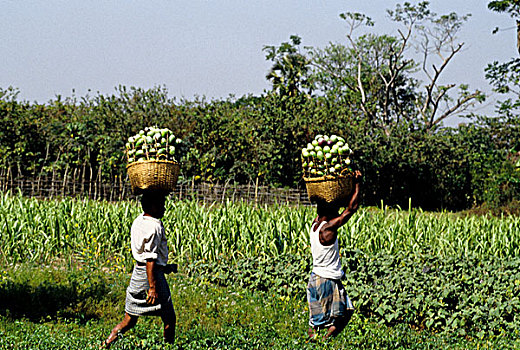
[307,272,354,329]
[125,265,175,318]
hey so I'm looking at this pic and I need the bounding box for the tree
[477,1,520,206]
[486,0,520,127]
[263,35,311,97]
[486,0,520,151]
[488,0,520,54]
[307,1,485,135]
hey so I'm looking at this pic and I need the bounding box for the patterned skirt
[125,265,175,318]
[306,272,354,328]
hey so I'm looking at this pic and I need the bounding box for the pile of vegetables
[125,126,187,164]
[301,134,354,177]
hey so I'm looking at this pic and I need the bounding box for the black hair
[140,190,167,212]
[315,199,342,216]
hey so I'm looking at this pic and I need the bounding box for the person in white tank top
[307,170,362,341]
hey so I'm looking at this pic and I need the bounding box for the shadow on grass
[0,269,121,322]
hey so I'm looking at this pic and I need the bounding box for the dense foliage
[2,267,518,349]
[2,194,520,340]
[1,85,518,210]
[189,251,520,337]
[1,1,518,210]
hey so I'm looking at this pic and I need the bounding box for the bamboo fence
[0,168,311,206]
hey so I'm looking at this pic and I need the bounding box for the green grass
[0,265,518,350]
[2,193,520,348]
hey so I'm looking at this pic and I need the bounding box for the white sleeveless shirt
[309,220,343,280]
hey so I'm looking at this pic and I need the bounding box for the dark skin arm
[146,259,158,305]
[319,171,362,246]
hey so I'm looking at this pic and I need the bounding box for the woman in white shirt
[102,190,176,348]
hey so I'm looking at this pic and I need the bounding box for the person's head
[315,199,342,217]
[140,190,168,218]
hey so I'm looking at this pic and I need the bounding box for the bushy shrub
[188,251,520,336]
[1,87,516,210]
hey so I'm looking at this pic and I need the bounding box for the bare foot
[324,325,338,339]
[307,327,319,343]
[100,331,119,349]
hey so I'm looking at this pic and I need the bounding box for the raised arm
[319,171,362,246]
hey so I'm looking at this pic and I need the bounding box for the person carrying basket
[101,190,177,348]
[306,170,362,341]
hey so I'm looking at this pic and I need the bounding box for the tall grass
[1,191,519,266]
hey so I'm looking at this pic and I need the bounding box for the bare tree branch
[345,22,376,124]
[429,84,455,126]
[432,90,482,127]
[357,60,367,106]
[421,42,463,118]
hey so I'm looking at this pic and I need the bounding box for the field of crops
[1,191,520,348]
[2,191,520,265]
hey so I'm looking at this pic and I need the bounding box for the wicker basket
[126,160,180,194]
[303,172,354,204]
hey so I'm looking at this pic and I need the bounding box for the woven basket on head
[127,160,180,194]
[303,172,354,204]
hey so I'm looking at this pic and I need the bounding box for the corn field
[1,191,520,267]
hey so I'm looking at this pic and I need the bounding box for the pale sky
[1,1,517,124]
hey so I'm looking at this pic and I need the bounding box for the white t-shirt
[309,220,343,280]
[130,214,169,266]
